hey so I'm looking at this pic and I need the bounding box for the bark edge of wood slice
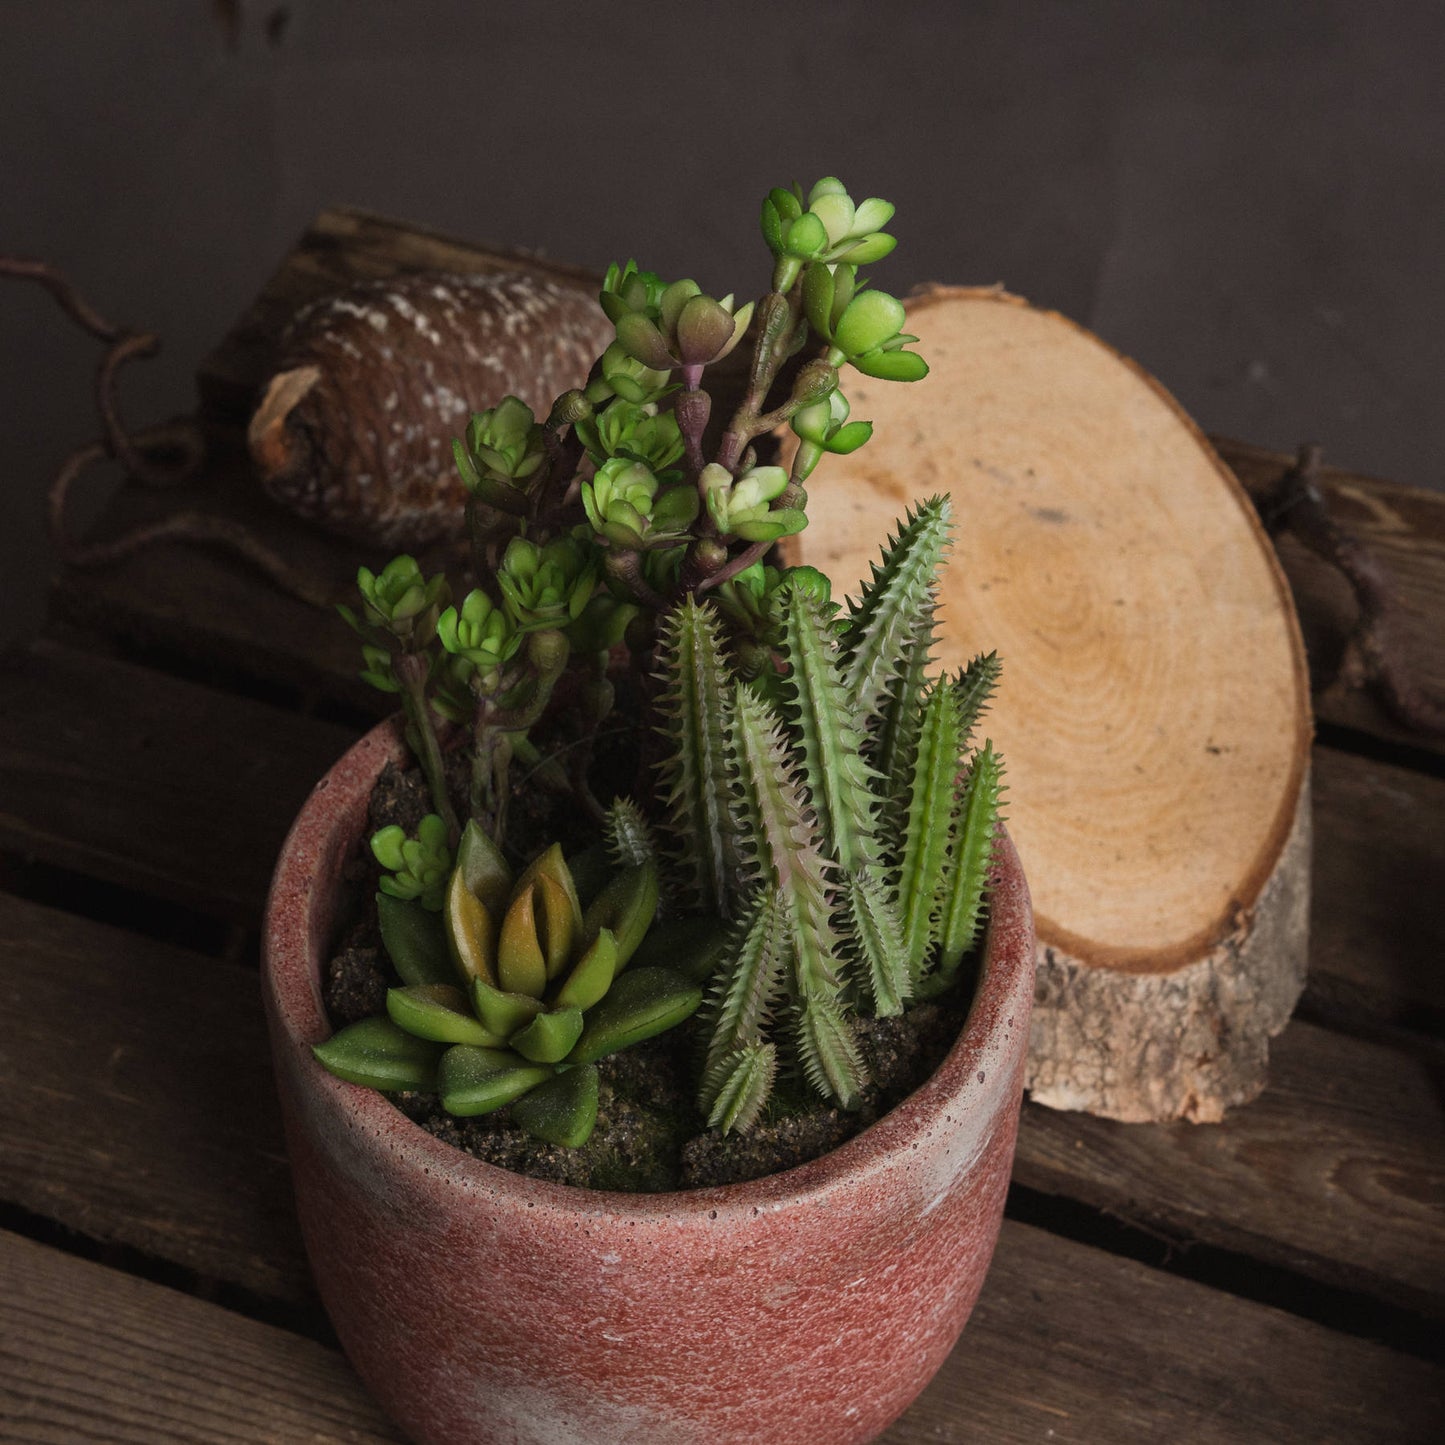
[791,286,1312,1123]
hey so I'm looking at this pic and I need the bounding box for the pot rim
[264,718,1035,1220]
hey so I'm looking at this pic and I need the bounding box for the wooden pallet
[5,208,1443,1441]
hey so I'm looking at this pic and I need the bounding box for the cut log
[793,287,1312,1122]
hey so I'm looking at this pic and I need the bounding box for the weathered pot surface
[263,720,1036,1445]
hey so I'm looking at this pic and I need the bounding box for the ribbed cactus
[654,496,1007,1130]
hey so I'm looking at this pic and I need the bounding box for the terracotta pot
[263,720,1036,1445]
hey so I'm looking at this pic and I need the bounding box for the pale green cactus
[651,496,1007,1132]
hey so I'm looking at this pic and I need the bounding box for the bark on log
[793,287,1312,1122]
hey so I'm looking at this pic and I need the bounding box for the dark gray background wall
[3,0,1441,646]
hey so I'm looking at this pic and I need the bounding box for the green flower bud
[675,293,752,367]
[765,178,897,292]
[582,458,660,549]
[585,340,674,406]
[575,399,685,472]
[702,463,797,542]
[453,396,546,513]
[355,556,449,647]
[436,589,520,686]
[615,288,755,374]
[805,178,897,263]
[600,260,668,324]
[497,536,596,633]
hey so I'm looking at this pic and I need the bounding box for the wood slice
[794,287,1312,1122]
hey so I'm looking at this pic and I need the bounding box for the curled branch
[4,253,333,607]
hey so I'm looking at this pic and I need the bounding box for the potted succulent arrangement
[263,175,1036,1445]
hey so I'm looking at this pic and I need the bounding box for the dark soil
[323,757,978,1193]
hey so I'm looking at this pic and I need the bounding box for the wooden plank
[889,1220,1444,1444]
[197,205,601,423]
[5,1219,1437,1445]
[1215,437,1445,756]
[55,437,1445,758]
[1309,744,1445,1029]
[6,851,1440,1347]
[46,449,392,704]
[1013,1015,1445,1319]
[0,892,310,1307]
[0,640,356,921]
[0,1231,400,1443]
[4,889,1436,1438]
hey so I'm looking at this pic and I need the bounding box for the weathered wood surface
[3,840,1437,1343]
[1014,1016,1445,1318]
[5,885,1436,1441]
[0,892,310,1306]
[1,1231,400,1443]
[1215,436,1445,759]
[5,1142,1441,1445]
[51,434,1445,756]
[893,1222,1443,1445]
[46,447,389,699]
[1307,740,1445,1030]
[4,1205,1439,1445]
[0,640,355,920]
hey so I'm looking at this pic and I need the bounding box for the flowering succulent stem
[603,547,670,610]
[394,652,458,840]
[692,538,771,596]
[674,387,711,479]
[716,289,799,475]
[328,174,1001,1148]
[470,699,506,840]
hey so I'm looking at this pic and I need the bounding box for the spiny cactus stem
[393,650,458,842]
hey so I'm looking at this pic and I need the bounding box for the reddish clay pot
[263,721,1035,1445]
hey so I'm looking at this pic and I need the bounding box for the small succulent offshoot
[320,172,1009,1151]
